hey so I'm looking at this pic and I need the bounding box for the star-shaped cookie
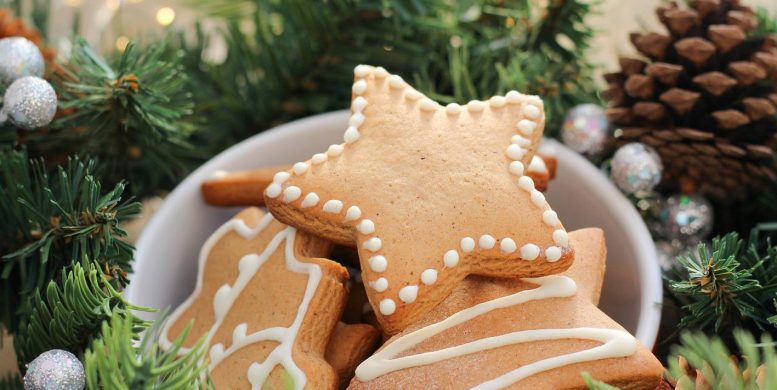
[349,228,664,389]
[264,65,574,334]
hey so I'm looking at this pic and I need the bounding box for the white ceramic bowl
[126,110,662,348]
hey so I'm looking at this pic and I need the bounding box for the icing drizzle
[354,276,637,389]
[160,214,320,390]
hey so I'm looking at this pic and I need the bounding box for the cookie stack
[161,65,664,389]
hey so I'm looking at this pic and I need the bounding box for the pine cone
[603,0,777,201]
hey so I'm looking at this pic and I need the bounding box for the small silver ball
[0,37,45,87]
[561,104,610,156]
[24,349,85,390]
[610,143,663,194]
[660,194,714,244]
[2,76,58,130]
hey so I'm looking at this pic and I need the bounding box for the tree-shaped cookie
[160,207,352,389]
[349,228,664,389]
[264,65,574,334]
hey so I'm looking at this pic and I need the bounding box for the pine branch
[83,315,211,390]
[668,330,777,389]
[0,374,23,390]
[582,372,619,390]
[0,149,140,333]
[13,261,151,368]
[666,231,777,340]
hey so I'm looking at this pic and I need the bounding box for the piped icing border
[266,65,571,316]
[354,275,638,389]
[159,214,319,390]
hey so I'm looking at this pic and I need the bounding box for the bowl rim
[128,110,662,347]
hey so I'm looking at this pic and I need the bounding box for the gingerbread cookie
[160,207,350,389]
[349,228,663,389]
[264,65,574,334]
[325,323,380,389]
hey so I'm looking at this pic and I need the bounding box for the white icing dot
[553,229,569,246]
[446,103,462,115]
[345,206,362,221]
[518,176,535,192]
[379,299,396,315]
[293,162,309,175]
[232,323,247,345]
[520,244,540,261]
[311,153,327,165]
[300,192,320,208]
[529,155,548,173]
[460,237,475,253]
[444,250,460,267]
[479,235,496,249]
[421,269,438,285]
[358,219,376,235]
[505,144,526,161]
[546,246,562,262]
[352,79,367,95]
[323,199,344,214]
[273,171,291,184]
[374,67,389,78]
[517,119,537,136]
[524,104,541,119]
[512,135,531,147]
[506,90,523,103]
[344,126,360,144]
[405,89,423,101]
[353,96,368,112]
[500,238,517,253]
[214,284,231,319]
[327,144,344,157]
[399,286,419,303]
[370,277,388,292]
[282,186,301,203]
[528,96,543,106]
[349,112,365,127]
[543,210,559,226]
[363,237,382,252]
[369,255,388,272]
[265,183,282,198]
[354,64,372,78]
[489,96,506,108]
[420,98,438,111]
[531,190,546,208]
[388,75,405,89]
[509,161,525,176]
[467,100,485,112]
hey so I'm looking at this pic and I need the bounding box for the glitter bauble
[660,194,714,244]
[1,76,57,130]
[610,143,663,194]
[560,104,610,156]
[23,349,85,390]
[0,37,45,87]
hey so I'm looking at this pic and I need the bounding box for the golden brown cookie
[325,323,381,389]
[349,228,663,389]
[264,65,574,335]
[201,165,289,207]
[160,207,350,389]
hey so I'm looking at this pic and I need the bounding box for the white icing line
[399,285,419,303]
[323,199,344,214]
[355,276,638,388]
[421,269,438,285]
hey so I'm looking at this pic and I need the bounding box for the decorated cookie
[264,65,575,334]
[349,228,664,389]
[325,323,380,389]
[160,207,350,389]
[202,158,556,207]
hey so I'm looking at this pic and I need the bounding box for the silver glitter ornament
[610,143,663,194]
[24,349,85,390]
[660,194,713,244]
[1,76,57,130]
[561,104,610,156]
[0,37,45,87]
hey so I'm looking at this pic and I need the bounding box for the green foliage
[178,0,598,153]
[668,330,777,389]
[582,372,619,390]
[0,149,140,334]
[666,230,777,342]
[0,374,23,390]
[13,262,151,367]
[83,315,210,390]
